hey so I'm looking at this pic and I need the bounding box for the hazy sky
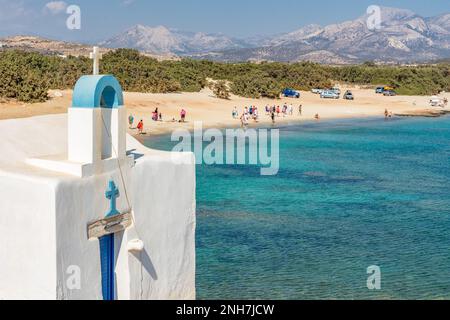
[0,0,449,42]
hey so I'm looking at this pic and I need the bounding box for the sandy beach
[1,87,448,137]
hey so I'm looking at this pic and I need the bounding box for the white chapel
[0,47,196,300]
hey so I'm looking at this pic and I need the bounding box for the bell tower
[68,75,127,164]
[27,48,133,178]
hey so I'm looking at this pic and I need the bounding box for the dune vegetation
[1,49,449,103]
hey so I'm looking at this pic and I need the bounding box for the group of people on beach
[152,108,163,122]
[233,106,261,126]
[234,103,306,127]
[268,104,302,117]
[128,108,188,135]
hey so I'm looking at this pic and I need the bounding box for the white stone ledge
[26,154,135,178]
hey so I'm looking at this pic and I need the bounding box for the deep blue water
[146,117,450,300]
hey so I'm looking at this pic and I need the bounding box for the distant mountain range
[0,35,177,61]
[0,35,99,57]
[1,7,449,64]
[100,25,251,55]
[101,7,450,64]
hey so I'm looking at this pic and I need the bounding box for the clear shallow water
[146,117,450,300]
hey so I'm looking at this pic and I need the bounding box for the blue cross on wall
[105,181,120,217]
[100,180,121,301]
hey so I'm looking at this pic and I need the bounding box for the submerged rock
[395,109,450,118]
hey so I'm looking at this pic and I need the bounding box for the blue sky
[0,0,449,42]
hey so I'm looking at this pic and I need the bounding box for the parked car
[282,88,300,98]
[383,90,397,96]
[330,87,341,95]
[311,88,323,94]
[343,91,354,100]
[375,87,385,94]
[320,90,340,99]
[376,86,394,94]
[430,98,442,107]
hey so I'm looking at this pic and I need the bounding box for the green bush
[211,80,231,99]
[0,51,49,102]
[231,72,282,99]
[1,49,449,103]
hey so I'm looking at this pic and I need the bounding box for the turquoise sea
[146,116,450,300]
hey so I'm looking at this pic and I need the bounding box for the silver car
[320,90,340,99]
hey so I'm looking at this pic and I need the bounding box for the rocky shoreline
[395,109,450,118]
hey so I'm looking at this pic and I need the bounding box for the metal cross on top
[90,46,102,75]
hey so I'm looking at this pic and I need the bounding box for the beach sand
[1,87,448,137]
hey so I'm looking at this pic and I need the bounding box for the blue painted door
[99,234,115,300]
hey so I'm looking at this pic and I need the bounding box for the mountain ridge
[2,7,449,64]
[100,24,250,55]
[101,6,450,64]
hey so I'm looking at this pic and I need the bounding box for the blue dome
[72,75,124,109]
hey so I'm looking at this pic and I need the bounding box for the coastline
[1,87,448,141]
[133,115,377,142]
[136,114,450,145]
[124,87,449,140]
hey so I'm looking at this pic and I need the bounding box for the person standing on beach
[232,107,238,119]
[241,112,249,128]
[128,114,134,129]
[253,107,259,122]
[298,105,303,116]
[271,111,276,124]
[180,109,187,122]
[385,109,389,119]
[137,119,144,134]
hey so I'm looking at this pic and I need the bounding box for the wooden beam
[87,212,133,240]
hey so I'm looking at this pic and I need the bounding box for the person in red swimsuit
[137,120,144,134]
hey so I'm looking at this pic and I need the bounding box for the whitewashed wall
[0,173,57,300]
[129,151,196,300]
[0,115,196,300]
